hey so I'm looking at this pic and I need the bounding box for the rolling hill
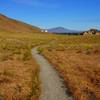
[0,14,41,33]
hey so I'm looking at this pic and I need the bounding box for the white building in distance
[41,29,48,33]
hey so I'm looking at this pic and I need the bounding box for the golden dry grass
[39,35,100,100]
[0,32,56,100]
[0,37,41,99]
[0,60,40,100]
[0,30,100,100]
[0,14,41,33]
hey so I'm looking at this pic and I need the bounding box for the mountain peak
[55,27,66,29]
[47,27,81,33]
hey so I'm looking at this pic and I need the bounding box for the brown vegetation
[39,36,100,100]
[0,29,56,99]
[0,14,41,33]
[0,38,41,100]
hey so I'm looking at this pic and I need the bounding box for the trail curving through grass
[32,48,73,100]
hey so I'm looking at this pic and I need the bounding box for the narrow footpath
[32,48,73,100]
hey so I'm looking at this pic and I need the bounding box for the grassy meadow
[0,32,56,100]
[38,35,100,100]
[0,31,100,100]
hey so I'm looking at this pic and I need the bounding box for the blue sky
[0,0,100,30]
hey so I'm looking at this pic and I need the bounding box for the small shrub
[23,52,32,61]
[84,45,93,55]
[37,47,43,54]
[84,44,93,50]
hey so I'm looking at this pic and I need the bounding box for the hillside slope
[0,14,41,33]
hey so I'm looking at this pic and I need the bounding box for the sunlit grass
[0,30,100,100]
[39,35,100,100]
[0,32,55,99]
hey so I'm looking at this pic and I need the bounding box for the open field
[0,37,40,99]
[38,35,100,100]
[0,32,56,100]
[0,31,100,100]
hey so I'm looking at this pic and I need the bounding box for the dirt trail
[32,48,73,100]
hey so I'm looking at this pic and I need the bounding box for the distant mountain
[47,27,82,34]
[0,13,41,33]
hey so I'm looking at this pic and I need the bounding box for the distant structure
[83,29,100,35]
[41,29,48,33]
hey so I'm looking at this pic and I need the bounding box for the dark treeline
[53,32,84,35]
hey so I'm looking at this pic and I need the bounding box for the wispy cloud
[12,0,60,8]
